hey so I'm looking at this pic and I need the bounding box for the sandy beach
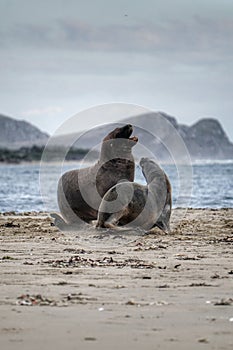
[0,208,233,350]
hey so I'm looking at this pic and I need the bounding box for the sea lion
[96,157,172,233]
[52,124,138,229]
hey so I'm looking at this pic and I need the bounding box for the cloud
[1,16,233,59]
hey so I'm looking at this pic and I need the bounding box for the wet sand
[0,208,233,350]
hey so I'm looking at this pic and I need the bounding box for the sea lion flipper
[50,213,70,231]
[154,201,172,233]
[154,220,170,234]
[146,219,170,234]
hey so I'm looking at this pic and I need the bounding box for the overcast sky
[0,0,233,140]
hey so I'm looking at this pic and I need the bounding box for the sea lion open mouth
[104,124,138,145]
[118,124,138,144]
[115,124,133,139]
[122,124,138,148]
[129,136,138,143]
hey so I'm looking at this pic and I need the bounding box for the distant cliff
[121,112,233,161]
[0,114,49,149]
[181,118,233,159]
[52,112,233,161]
[0,112,232,161]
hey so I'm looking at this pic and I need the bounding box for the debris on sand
[3,221,20,228]
[84,337,97,341]
[214,298,233,306]
[43,255,157,269]
[16,294,57,306]
[16,293,97,306]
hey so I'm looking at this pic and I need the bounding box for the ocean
[0,161,232,212]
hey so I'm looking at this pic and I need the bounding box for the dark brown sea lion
[96,157,172,233]
[52,124,138,229]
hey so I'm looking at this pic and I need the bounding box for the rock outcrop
[0,114,49,149]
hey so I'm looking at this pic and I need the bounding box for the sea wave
[191,159,233,165]
[0,162,232,212]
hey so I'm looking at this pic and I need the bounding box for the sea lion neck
[143,169,166,187]
[99,141,134,164]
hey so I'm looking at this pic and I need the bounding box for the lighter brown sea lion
[96,157,172,233]
[52,124,138,230]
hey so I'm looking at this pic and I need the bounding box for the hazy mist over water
[0,162,232,213]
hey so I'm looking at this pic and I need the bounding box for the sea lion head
[101,124,138,161]
[140,157,163,184]
[103,124,138,144]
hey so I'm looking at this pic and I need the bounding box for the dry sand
[0,208,233,350]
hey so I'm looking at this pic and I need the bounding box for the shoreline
[0,208,233,349]
[1,158,233,166]
[1,207,232,216]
